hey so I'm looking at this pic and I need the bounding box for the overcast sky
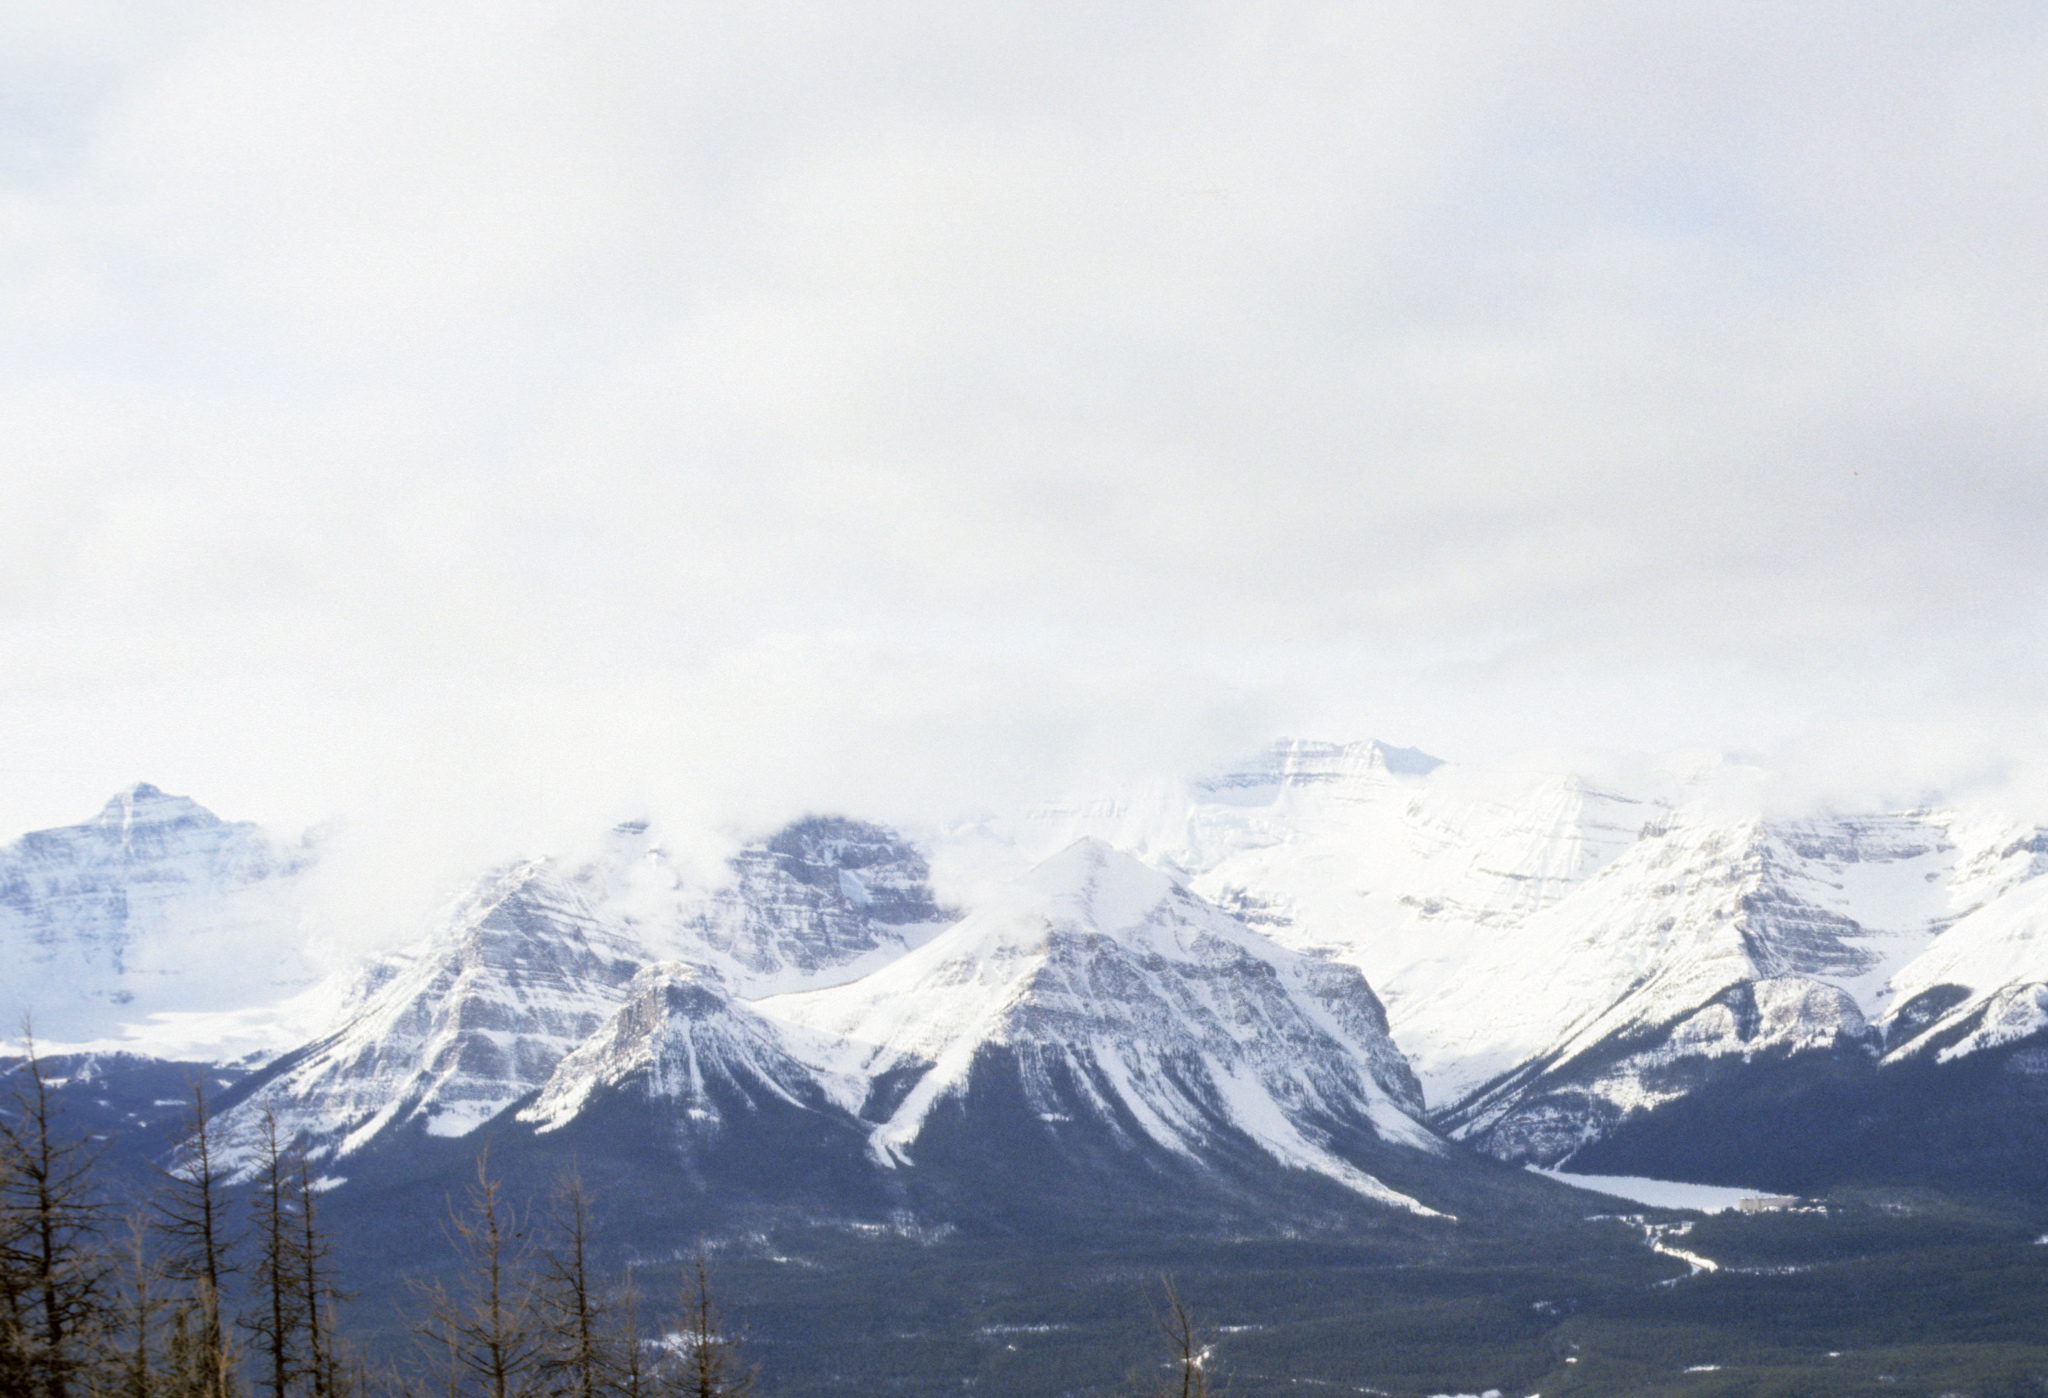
[5,2,2048,896]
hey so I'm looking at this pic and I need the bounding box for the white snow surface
[958,743,2048,1138]
[1529,1168,1770,1214]
[760,837,1444,1214]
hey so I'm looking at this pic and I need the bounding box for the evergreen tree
[241,1114,304,1398]
[108,1211,168,1398]
[0,1129,36,1395]
[292,1155,348,1398]
[608,1270,651,1398]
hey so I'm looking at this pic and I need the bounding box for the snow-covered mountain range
[14,744,2048,1219]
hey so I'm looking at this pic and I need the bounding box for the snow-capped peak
[2,784,317,1044]
[519,961,864,1133]
[217,860,646,1161]
[1011,836,1183,932]
[761,839,1443,1213]
[1201,736,1439,789]
[92,782,221,833]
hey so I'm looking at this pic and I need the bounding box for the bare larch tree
[0,1027,112,1398]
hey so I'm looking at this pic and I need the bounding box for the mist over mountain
[14,737,2048,1213]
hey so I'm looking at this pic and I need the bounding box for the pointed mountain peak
[1198,738,1444,797]
[1366,740,1445,777]
[521,958,859,1136]
[93,783,220,830]
[1015,838,1180,933]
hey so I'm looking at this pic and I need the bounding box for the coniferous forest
[0,1038,767,1398]
[12,1034,2048,1398]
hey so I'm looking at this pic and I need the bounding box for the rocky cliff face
[761,839,1444,1215]
[573,816,956,995]
[217,861,646,1162]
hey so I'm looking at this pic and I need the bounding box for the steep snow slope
[1409,817,1928,1108]
[520,961,863,1133]
[1882,866,2048,1062]
[761,838,1442,1214]
[973,742,2048,1164]
[978,740,1674,1036]
[217,862,645,1159]
[0,785,317,1043]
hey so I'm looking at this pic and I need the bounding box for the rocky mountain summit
[762,838,1444,1215]
[981,744,2048,1179]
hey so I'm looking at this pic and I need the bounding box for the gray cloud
[4,1,2048,940]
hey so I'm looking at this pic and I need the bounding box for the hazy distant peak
[93,783,220,830]
[1368,740,1446,777]
[1197,737,1445,796]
